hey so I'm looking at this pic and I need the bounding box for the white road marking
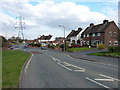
[50,55,85,72]
[99,74,120,82]
[25,54,33,73]
[94,79,114,81]
[74,70,85,72]
[62,54,118,68]
[58,62,72,71]
[85,77,111,89]
[64,62,85,72]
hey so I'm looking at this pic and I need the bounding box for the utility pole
[15,15,25,43]
[58,25,66,51]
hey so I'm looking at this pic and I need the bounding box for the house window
[87,34,89,37]
[109,31,112,36]
[114,41,118,45]
[84,34,86,37]
[97,33,101,36]
[113,32,117,36]
[87,41,90,45]
[92,33,95,37]
[100,41,103,44]
[109,41,112,46]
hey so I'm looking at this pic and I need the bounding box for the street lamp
[58,25,66,51]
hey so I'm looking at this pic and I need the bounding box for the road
[21,48,119,89]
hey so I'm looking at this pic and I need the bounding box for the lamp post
[58,25,66,51]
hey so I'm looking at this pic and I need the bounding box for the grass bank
[2,50,31,88]
[87,52,120,56]
[67,47,92,52]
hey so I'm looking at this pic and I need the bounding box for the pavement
[20,47,119,89]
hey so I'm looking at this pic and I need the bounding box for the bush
[97,44,104,50]
[50,45,55,49]
[37,43,41,47]
[114,46,120,53]
[108,46,120,53]
[108,46,114,53]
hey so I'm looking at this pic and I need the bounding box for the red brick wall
[104,22,119,48]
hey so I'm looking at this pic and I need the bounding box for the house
[66,27,83,45]
[55,37,65,42]
[51,37,65,45]
[81,20,120,48]
[40,34,52,41]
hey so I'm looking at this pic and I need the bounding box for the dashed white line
[85,77,111,89]
[94,79,114,81]
[63,54,118,68]
[74,69,85,72]
[99,74,120,82]
[25,54,33,73]
[57,62,72,71]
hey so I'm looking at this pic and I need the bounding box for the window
[109,31,112,36]
[92,33,95,37]
[100,41,103,44]
[87,41,90,45]
[114,41,118,45]
[84,34,86,37]
[109,41,112,46]
[87,34,89,37]
[113,32,117,36]
[97,33,101,36]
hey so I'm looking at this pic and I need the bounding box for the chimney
[103,20,109,24]
[90,23,94,27]
[78,27,82,31]
[72,30,75,32]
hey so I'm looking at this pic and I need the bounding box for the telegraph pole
[58,25,66,51]
[15,15,25,43]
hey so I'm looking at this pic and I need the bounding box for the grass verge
[66,47,92,52]
[2,50,31,88]
[87,52,120,56]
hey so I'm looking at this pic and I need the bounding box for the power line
[15,15,25,42]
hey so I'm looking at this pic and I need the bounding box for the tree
[0,35,7,47]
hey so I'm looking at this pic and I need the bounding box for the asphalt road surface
[21,48,119,89]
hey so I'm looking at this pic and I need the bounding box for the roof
[40,35,52,40]
[67,28,82,38]
[55,37,65,41]
[82,21,114,34]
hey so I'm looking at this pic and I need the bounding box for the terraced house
[81,20,120,48]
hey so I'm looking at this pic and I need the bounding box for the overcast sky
[0,0,119,40]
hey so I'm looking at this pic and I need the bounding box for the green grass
[88,52,120,56]
[2,50,31,88]
[67,47,92,52]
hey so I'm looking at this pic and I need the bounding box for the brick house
[81,20,120,48]
[66,27,82,45]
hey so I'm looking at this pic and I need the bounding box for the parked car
[41,47,46,50]
[10,46,20,50]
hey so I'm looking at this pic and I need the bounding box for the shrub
[50,45,55,49]
[108,46,114,53]
[37,43,41,47]
[108,46,120,53]
[114,46,120,53]
[48,44,51,48]
[97,44,104,50]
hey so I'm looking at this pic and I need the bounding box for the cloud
[0,0,117,40]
